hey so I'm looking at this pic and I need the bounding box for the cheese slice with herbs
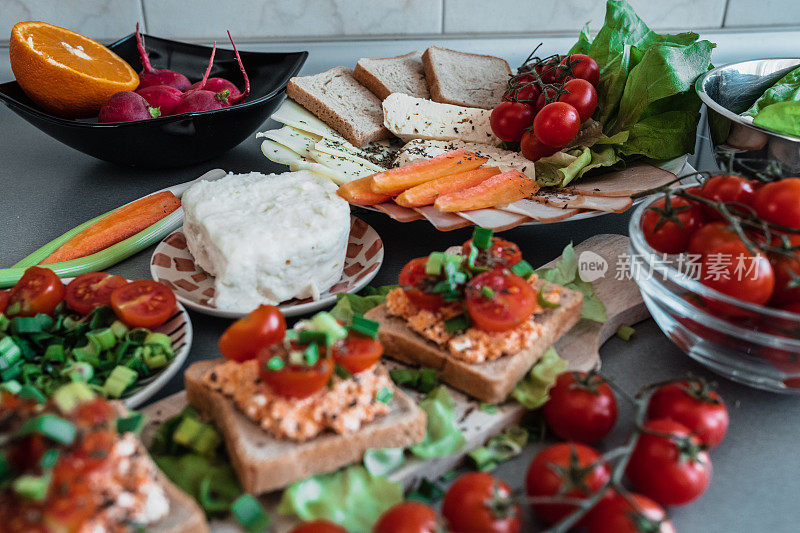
[395,139,535,179]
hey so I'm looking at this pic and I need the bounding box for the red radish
[173,43,232,114]
[225,30,250,105]
[136,85,183,116]
[98,91,160,123]
[135,23,191,91]
[188,77,241,100]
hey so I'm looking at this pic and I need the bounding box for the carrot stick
[337,176,392,205]
[370,149,489,195]
[434,170,540,212]
[395,167,501,207]
[41,191,181,264]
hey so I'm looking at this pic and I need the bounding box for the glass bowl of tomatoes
[628,185,800,393]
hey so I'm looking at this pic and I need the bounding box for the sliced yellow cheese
[314,137,384,173]
[307,149,379,182]
[257,126,319,159]
[260,139,348,184]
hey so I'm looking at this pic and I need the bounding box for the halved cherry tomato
[461,237,523,268]
[289,520,348,533]
[0,290,9,314]
[399,257,445,311]
[109,279,176,328]
[8,266,65,317]
[465,269,537,332]
[373,501,440,533]
[258,348,333,398]
[219,305,286,362]
[64,272,128,315]
[331,331,383,373]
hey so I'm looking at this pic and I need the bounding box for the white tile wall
[0,0,144,42]
[725,0,800,27]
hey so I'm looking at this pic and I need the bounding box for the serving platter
[150,216,384,319]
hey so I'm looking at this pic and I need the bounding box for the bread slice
[153,470,209,533]
[354,51,430,100]
[365,281,583,403]
[422,46,511,109]
[185,360,427,494]
[286,67,391,147]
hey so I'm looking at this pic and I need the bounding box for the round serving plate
[149,216,384,319]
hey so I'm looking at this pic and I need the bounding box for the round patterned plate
[149,216,384,319]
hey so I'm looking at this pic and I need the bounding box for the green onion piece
[0,314,9,332]
[110,320,129,339]
[73,341,100,362]
[102,366,138,398]
[481,286,495,299]
[511,260,534,279]
[425,252,446,275]
[52,382,95,413]
[144,332,171,349]
[480,403,498,414]
[444,253,464,266]
[389,368,416,387]
[334,364,352,380]
[87,327,117,351]
[19,384,46,403]
[0,380,22,394]
[376,386,393,404]
[5,302,21,317]
[126,328,150,345]
[297,330,331,347]
[266,356,284,371]
[12,316,46,335]
[40,449,59,470]
[232,494,271,533]
[198,475,234,513]
[117,412,146,435]
[537,286,560,309]
[173,416,221,455]
[417,369,439,393]
[310,312,348,343]
[444,314,470,333]
[284,329,299,341]
[303,343,319,366]
[1,365,21,382]
[61,361,94,382]
[350,314,380,339]
[18,415,77,445]
[44,343,65,362]
[0,337,21,369]
[472,227,493,250]
[12,474,51,502]
[616,325,635,341]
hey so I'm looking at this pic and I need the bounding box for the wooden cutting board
[140,233,647,532]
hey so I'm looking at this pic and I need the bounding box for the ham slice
[530,191,633,213]
[563,163,676,197]
[374,203,423,222]
[413,206,471,231]
[501,200,583,222]
[456,209,532,231]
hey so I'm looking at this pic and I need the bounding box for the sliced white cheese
[270,98,342,139]
[314,137,385,172]
[307,149,379,181]
[260,140,348,184]
[395,139,535,179]
[257,126,320,158]
[383,93,499,145]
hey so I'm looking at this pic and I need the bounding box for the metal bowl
[696,58,800,175]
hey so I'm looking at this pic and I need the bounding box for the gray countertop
[2,34,800,532]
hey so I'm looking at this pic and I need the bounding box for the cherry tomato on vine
[64,272,128,315]
[561,54,600,86]
[373,501,440,533]
[465,269,537,332]
[503,74,541,103]
[696,174,756,219]
[490,101,536,143]
[219,305,286,362]
[687,222,741,256]
[543,371,618,443]
[442,472,521,533]
[533,102,581,148]
[534,86,559,113]
[520,130,559,162]
[8,266,65,317]
[768,234,800,306]
[399,257,445,311]
[258,349,333,399]
[642,197,705,254]
[753,177,800,229]
[289,520,348,533]
[647,380,729,448]
[525,443,611,524]
[558,78,597,122]
[625,418,712,506]
[533,58,562,84]
[699,239,774,307]
[586,491,675,533]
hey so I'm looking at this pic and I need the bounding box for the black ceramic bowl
[0,33,307,168]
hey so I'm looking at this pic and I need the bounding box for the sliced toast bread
[354,51,430,100]
[365,281,583,403]
[154,470,209,533]
[184,360,427,494]
[422,46,511,109]
[286,66,391,147]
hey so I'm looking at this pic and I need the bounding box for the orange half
[9,21,139,118]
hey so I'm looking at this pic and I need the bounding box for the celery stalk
[12,210,113,268]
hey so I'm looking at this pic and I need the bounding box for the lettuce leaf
[410,385,467,459]
[511,347,568,408]
[363,447,405,477]
[743,65,800,117]
[468,426,529,471]
[536,242,608,322]
[328,285,398,323]
[278,465,402,532]
[753,101,800,138]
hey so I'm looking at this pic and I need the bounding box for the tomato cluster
[491,53,600,162]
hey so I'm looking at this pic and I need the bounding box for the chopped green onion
[425,252,446,275]
[303,343,319,366]
[52,382,95,413]
[389,368,416,387]
[73,341,100,362]
[350,314,380,339]
[102,366,138,398]
[117,412,146,434]
[284,329,299,341]
[198,475,234,513]
[481,286,495,299]
[0,380,22,394]
[18,415,76,445]
[1,365,21,382]
[417,369,439,393]
[310,312,348,343]
[19,384,46,403]
[0,337,21,369]
[472,227,493,250]
[12,316,48,334]
[173,416,220,456]
[538,286,560,309]
[376,387,393,404]
[334,364,352,380]
[480,403,498,414]
[87,327,117,351]
[61,361,94,382]
[110,320,129,339]
[5,302,21,316]
[266,356,284,371]
[511,260,534,279]
[445,314,470,333]
[232,494,271,533]
[40,449,59,470]
[13,474,51,502]
[0,314,8,332]
[297,330,332,347]
[617,325,635,341]
[144,332,171,349]
[44,344,65,362]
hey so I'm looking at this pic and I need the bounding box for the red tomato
[558,79,597,122]
[586,491,675,533]
[525,443,611,524]
[218,305,286,362]
[465,269,537,332]
[697,175,755,219]
[8,266,65,317]
[533,102,581,148]
[687,222,740,256]
[626,419,712,506]
[331,331,383,373]
[490,101,536,143]
[399,257,445,311]
[0,290,9,314]
[646,380,729,448]
[520,130,559,161]
[699,239,774,306]
[461,237,523,268]
[109,279,176,328]
[503,74,541,103]
[768,234,800,306]
[561,54,600,86]
[534,87,559,113]
[290,520,348,533]
[642,197,705,254]
[64,272,128,315]
[533,58,562,84]
[543,371,618,443]
[258,349,333,398]
[442,472,520,533]
[753,177,800,228]
[373,501,440,533]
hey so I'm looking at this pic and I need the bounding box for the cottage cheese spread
[182,171,350,311]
